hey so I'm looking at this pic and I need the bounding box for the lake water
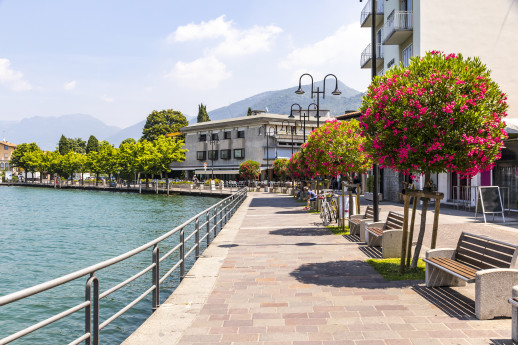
[0,186,221,344]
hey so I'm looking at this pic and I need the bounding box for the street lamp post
[207,131,219,181]
[265,126,277,181]
[360,0,385,222]
[280,119,301,156]
[295,73,342,127]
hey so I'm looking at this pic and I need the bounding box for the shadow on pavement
[290,260,417,289]
[344,234,362,242]
[358,246,383,259]
[275,210,307,214]
[412,286,476,320]
[269,228,330,236]
[249,197,296,208]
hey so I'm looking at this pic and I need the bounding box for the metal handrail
[360,43,384,67]
[0,188,247,345]
[360,0,384,25]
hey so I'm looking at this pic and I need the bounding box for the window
[224,131,232,139]
[4,163,8,170]
[196,151,206,160]
[198,134,207,142]
[0,163,4,170]
[237,130,245,138]
[4,153,8,159]
[234,149,245,159]
[208,150,218,160]
[211,133,219,140]
[220,149,231,159]
[402,44,413,67]
[4,145,8,150]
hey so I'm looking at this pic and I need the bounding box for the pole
[211,140,214,180]
[316,86,320,127]
[266,133,269,181]
[371,0,379,222]
[303,113,306,143]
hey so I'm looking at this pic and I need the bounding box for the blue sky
[0,0,371,128]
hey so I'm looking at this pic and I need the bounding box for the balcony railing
[360,0,384,27]
[383,11,413,45]
[360,43,384,68]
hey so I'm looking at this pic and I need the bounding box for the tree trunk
[411,171,431,268]
[96,172,99,186]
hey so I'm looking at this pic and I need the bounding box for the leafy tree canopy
[86,135,99,153]
[247,107,252,116]
[239,160,261,180]
[142,109,189,141]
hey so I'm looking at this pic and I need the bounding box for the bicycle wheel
[331,198,338,222]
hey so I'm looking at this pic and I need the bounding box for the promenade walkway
[124,192,518,345]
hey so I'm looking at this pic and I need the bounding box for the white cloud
[165,55,231,89]
[278,23,371,91]
[64,80,77,90]
[101,94,114,103]
[166,16,283,86]
[0,58,32,91]
[214,25,283,57]
[169,15,232,42]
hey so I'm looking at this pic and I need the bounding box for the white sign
[203,162,207,171]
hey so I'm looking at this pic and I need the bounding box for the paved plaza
[124,192,518,345]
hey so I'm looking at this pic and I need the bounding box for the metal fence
[0,188,247,345]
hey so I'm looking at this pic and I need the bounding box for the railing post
[152,244,160,311]
[85,273,99,345]
[195,217,200,259]
[215,204,219,236]
[206,211,210,246]
[180,227,185,280]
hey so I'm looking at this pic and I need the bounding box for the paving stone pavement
[126,192,518,345]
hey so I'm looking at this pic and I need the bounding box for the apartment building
[170,111,329,180]
[0,140,16,172]
[360,0,518,205]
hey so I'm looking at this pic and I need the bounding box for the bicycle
[319,191,336,226]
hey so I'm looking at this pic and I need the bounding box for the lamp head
[295,86,305,95]
[288,111,295,119]
[331,87,342,96]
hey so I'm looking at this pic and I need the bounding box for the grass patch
[326,225,350,236]
[366,258,425,281]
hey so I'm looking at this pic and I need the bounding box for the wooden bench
[348,205,376,242]
[509,292,518,341]
[424,232,518,320]
[364,211,404,258]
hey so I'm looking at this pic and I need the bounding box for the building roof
[0,140,17,147]
[180,113,328,133]
[335,111,362,121]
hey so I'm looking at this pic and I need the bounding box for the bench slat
[425,257,477,281]
[367,227,383,238]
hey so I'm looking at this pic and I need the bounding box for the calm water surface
[0,186,221,344]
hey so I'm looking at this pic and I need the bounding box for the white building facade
[360,0,518,206]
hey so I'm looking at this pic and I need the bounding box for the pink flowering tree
[360,51,508,267]
[239,160,261,181]
[302,119,372,179]
[287,151,307,180]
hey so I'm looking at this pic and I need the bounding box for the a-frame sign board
[475,186,505,223]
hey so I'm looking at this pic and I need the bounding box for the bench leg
[382,230,403,258]
[475,269,518,320]
[425,263,466,288]
[513,286,518,342]
[360,224,366,242]
[366,232,382,247]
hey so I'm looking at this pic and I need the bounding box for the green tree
[58,135,72,155]
[86,135,100,153]
[197,103,210,123]
[154,136,187,186]
[120,138,136,147]
[272,158,289,181]
[119,141,139,186]
[70,138,86,154]
[10,142,41,181]
[142,109,189,141]
[247,107,252,116]
[87,151,103,186]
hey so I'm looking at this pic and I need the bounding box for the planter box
[364,192,383,202]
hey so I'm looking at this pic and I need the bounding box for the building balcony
[382,11,413,45]
[360,0,384,28]
[360,43,384,69]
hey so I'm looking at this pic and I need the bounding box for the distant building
[0,140,17,172]
[171,111,330,180]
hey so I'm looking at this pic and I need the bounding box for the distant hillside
[1,114,121,151]
[107,120,145,146]
[208,80,364,120]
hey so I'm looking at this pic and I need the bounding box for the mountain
[208,80,364,121]
[1,114,122,151]
[106,120,145,145]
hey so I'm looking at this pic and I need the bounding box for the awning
[195,170,240,175]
